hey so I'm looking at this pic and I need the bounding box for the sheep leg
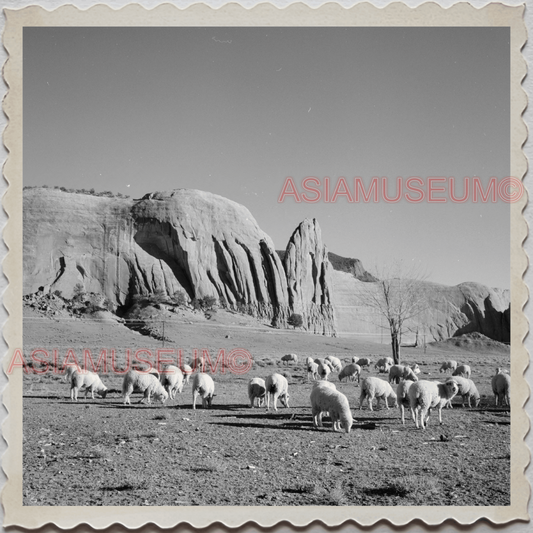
[400,404,405,425]
[273,393,279,412]
[192,391,198,410]
[438,407,444,425]
[368,393,374,412]
[359,391,366,410]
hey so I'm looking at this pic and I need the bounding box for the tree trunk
[391,332,400,364]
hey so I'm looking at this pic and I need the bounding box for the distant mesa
[277,250,378,283]
[23,187,509,342]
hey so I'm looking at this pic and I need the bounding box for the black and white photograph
[1,1,529,529]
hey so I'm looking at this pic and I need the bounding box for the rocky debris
[283,218,336,336]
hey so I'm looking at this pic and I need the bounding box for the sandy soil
[22,307,510,506]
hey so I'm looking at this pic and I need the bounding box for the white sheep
[181,364,193,384]
[316,361,331,381]
[310,383,352,433]
[445,376,480,408]
[314,357,333,369]
[159,365,184,400]
[122,370,168,405]
[70,370,108,401]
[439,360,458,374]
[305,357,319,382]
[192,372,215,409]
[248,377,266,408]
[265,373,290,411]
[281,353,298,366]
[388,364,419,385]
[357,357,372,369]
[410,363,421,375]
[63,364,82,382]
[396,380,415,424]
[375,357,393,374]
[408,379,459,429]
[338,363,361,383]
[375,357,394,370]
[491,369,511,407]
[359,376,397,411]
[351,356,360,364]
[325,355,342,372]
[452,364,472,379]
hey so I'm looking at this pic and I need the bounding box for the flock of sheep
[64,353,511,434]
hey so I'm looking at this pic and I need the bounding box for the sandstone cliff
[23,188,293,325]
[283,219,336,336]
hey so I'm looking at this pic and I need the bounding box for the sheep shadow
[214,412,299,421]
[210,421,314,431]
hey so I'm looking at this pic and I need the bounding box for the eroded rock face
[283,218,336,336]
[23,188,291,325]
[331,271,510,343]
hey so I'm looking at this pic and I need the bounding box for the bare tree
[360,262,428,364]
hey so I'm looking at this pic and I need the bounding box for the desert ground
[22,306,511,506]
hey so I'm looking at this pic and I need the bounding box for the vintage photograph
[2,2,528,528]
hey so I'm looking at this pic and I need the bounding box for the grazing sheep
[357,357,372,369]
[439,360,458,374]
[359,377,397,411]
[181,364,193,384]
[310,383,352,433]
[491,369,511,407]
[338,363,361,383]
[314,357,333,369]
[63,364,82,382]
[408,379,459,429]
[445,376,480,408]
[70,370,107,401]
[325,356,342,372]
[375,357,394,369]
[305,357,319,382]
[452,364,472,379]
[192,372,215,409]
[396,380,415,424]
[388,364,419,385]
[410,364,421,375]
[248,377,266,408]
[351,356,360,364]
[375,357,394,374]
[122,370,168,405]
[159,365,184,400]
[281,353,298,366]
[265,373,290,411]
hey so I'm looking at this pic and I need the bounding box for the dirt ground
[22,307,511,506]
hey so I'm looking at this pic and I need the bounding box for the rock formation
[23,188,292,326]
[331,271,510,343]
[283,219,336,336]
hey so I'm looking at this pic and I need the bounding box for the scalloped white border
[1,2,529,529]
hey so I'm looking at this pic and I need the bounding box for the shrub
[171,290,188,306]
[288,313,303,329]
[72,283,85,300]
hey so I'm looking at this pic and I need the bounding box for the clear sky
[23,27,510,289]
